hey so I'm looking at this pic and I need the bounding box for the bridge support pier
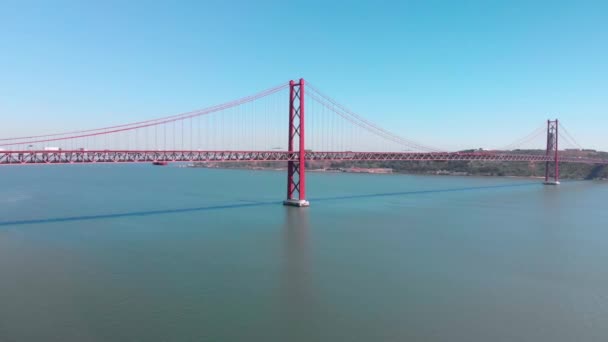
[283,79,309,207]
[543,119,560,185]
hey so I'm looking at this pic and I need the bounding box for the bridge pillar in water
[284,79,309,207]
[543,119,560,185]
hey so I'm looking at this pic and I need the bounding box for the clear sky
[1,0,606,150]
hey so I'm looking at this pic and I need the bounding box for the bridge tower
[283,79,310,207]
[544,119,560,185]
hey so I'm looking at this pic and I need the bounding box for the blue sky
[1,0,606,150]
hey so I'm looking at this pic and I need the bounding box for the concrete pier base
[283,199,310,207]
[543,181,560,185]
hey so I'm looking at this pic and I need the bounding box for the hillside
[191,149,608,180]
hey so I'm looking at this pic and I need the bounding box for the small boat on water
[152,161,168,166]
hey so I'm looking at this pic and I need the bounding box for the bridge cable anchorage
[306,92,429,152]
[306,91,437,152]
[557,132,579,151]
[498,125,546,151]
[558,122,583,150]
[306,83,443,152]
[306,82,444,152]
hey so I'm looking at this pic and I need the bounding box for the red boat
[152,161,168,166]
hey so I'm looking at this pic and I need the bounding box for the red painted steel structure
[2,150,607,165]
[544,119,560,184]
[284,79,308,206]
[3,80,608,207]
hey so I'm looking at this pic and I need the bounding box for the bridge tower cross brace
[544,119,560,185]
[283,79,310,207]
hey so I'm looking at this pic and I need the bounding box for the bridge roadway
[1,150,607,165]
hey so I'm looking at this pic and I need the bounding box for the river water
[1,165,607,341]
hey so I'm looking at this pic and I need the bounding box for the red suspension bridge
[2,79,607,206]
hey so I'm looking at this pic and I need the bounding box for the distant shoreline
[184,163,587,180]
[183,150,608,180]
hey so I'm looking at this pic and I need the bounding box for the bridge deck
[1,150,607,165]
